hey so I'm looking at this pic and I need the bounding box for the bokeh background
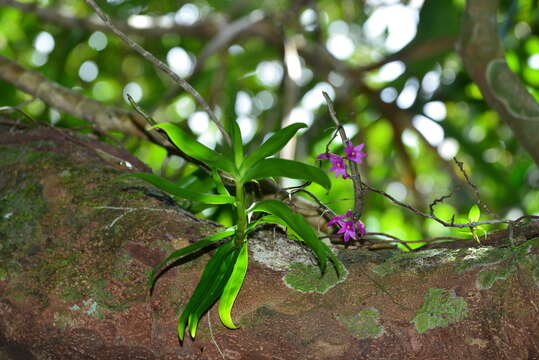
[1,0,538,246]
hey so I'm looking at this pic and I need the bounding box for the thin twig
[363,182,539,229]
[84,0,232,147]
[429,190,456,217]
[453,157,498,218]
[322,91,364,220]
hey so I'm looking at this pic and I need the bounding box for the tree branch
[457,0,539,166]
[0,54,144,136]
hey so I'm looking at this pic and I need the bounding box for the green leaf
[241,123,307,171]
[211,169,231,196]
[129,173,235,205]
[226,119,244,167]
[148,228,236,289]
[250,200,342,276]
[219,241,249,329]
[150,123,237,175]
[468,205,480,223]
[241,158,331,190]
[178,239,237,340]
[186,241,240,339]
[249,215,302,240]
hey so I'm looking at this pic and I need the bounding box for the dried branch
[349,36,457,75]
[84,0,232,147]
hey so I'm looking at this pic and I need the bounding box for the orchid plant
[317,141,368,243]
[131,120,344,340]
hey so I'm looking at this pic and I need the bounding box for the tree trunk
[1,125,538,359]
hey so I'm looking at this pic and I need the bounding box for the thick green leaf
[241,158,331,190]
[211,169,231,196]
[468,205,480,223]
[178,239,237,340]
[219,241,249,329]
[151,123,237,175]
[148,228,236,289]
[226,119,244,167]
[241,123,307,171]
[186,242,240,338]
[249,215,302,240]
[251,200,339,275]
[129,173,235,204]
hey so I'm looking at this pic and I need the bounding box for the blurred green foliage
[1,0,537,243]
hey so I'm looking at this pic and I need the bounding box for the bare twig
[429,190,456,217]
[363,181,539,229]
[84,0,232,147]
[453,157,498,218]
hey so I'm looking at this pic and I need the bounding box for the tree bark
[0,125,538,359]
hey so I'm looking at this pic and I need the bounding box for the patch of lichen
[454,247,511,273]
[283,262,348,294]
[457,239,539,290]
[336,307,384,339]
[412,288,468,333]
[371,249,460,277]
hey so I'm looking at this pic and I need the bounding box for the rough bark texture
[1,126,538,360]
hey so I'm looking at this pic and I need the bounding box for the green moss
[0,182,47,255]
[0,266,6,280]
[531,255,539,287]
[53,310,81,329]
[90,279,129,312]
[111,253,133,279]
[337,307,384,339]
[0,146,54,166]
[412,288,468,334]
[61,287,84,302]
[283,262,348,294]
[372,249,459,277]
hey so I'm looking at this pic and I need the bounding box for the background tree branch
[458,0,539,166]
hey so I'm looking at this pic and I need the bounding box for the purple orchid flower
[357,220,366,236]
[344,142,367,164]
[337,220,357,242]
[328,155,349,179]
[328,211,366,242]
[317,152,350,179]
[327,210,353,226]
